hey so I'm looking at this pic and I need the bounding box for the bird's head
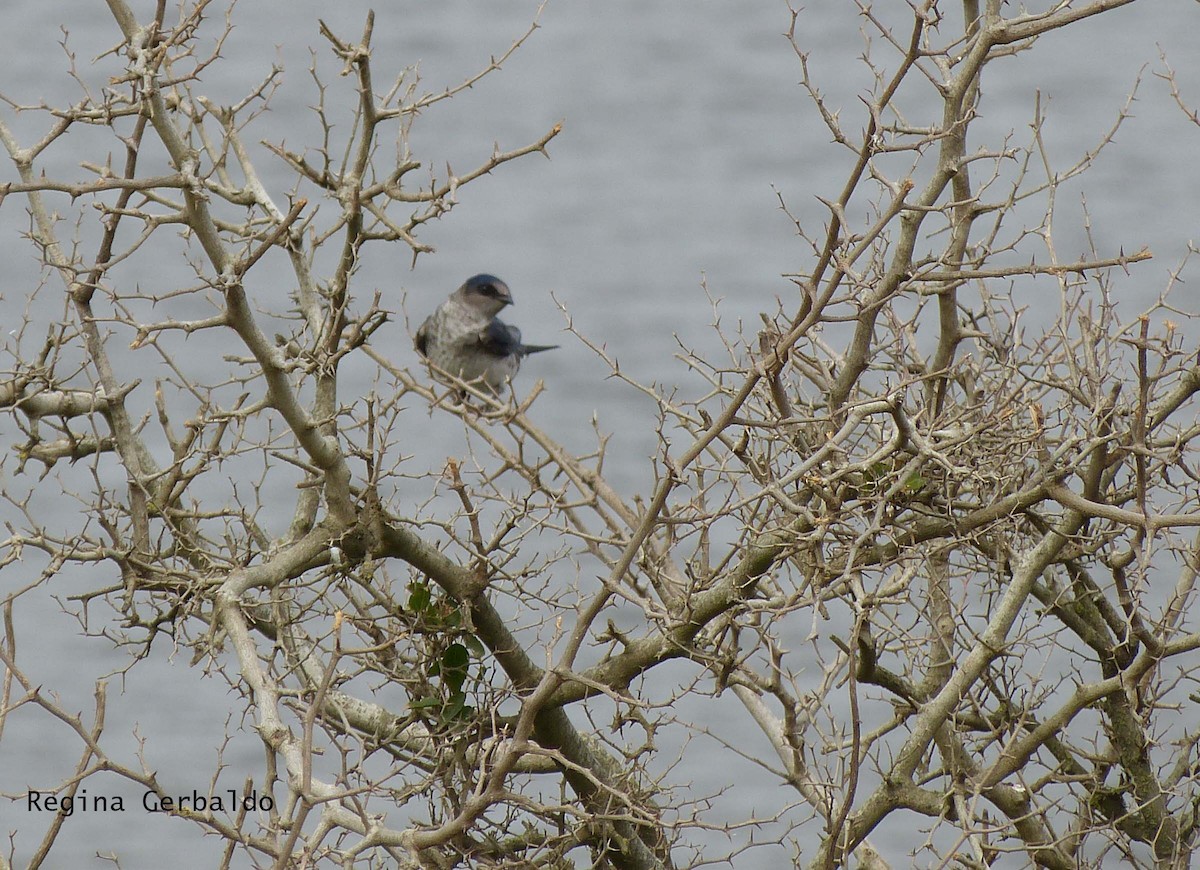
[457,274,513,316]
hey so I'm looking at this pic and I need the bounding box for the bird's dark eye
[464,274,507,300]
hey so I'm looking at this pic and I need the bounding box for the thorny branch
[2,1,1200,869]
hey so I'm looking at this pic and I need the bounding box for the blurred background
[1,1,1198,865]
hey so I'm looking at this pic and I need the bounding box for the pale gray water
[1,2,1198,867]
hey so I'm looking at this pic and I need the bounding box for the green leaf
[441,692,470,722]
[441,643,470,692]
[408,582,431,613]
[442,642,470,670]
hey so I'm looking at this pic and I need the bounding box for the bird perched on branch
[415,274,558,395]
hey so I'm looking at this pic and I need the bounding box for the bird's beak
[499,288,514,307]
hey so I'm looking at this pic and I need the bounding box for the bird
[414,274,558,395]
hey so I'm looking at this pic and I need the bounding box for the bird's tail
[519,343,559,356]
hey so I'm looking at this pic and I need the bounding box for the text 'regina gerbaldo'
[27,789,274,816]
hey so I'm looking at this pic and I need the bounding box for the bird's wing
[414,316,431,357]
[477,319,522,358]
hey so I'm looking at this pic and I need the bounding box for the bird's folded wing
[414,317,431,356]
[477,319,522,358]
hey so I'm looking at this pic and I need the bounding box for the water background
[1,1,1198,866]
